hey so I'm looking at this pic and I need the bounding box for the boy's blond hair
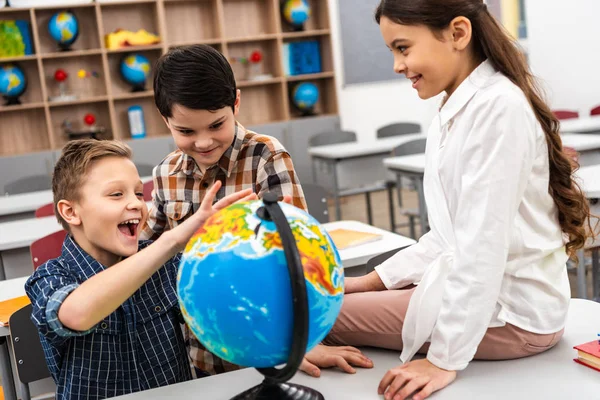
[53,139,132,231]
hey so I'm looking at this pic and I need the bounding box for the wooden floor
[329,188,595,300]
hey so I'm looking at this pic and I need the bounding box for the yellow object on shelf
[105,29,161,50]
[500,0,520,39]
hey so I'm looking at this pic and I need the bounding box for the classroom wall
[526,0,600,114]
[327,0,440,142]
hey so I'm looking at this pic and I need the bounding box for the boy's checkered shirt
[25,236,192,400]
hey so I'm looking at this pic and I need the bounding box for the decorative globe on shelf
[48,11,79,51]
[0,63,27,105]
[119,53,151,92]
[292,81,319,116]
[282,0,311,30]
[178,195,343,399]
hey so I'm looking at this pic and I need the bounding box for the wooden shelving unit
[0,0,338,156]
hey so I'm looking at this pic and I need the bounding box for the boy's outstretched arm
[58,182,255,331]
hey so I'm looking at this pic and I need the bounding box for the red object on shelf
[84,113,96,126]
[54,69,68,82]
[250,50,262,63]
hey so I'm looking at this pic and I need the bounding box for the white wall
[327,0,439,142]
[525,0,600,114]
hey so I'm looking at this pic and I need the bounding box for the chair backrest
[302,183,329,224]
[9,304,51,387]
[309,130,357,147]
[4,175,52,195]
[376,123,422,139]
[34,203,55,218]
[143,180,154,202]
[391,138,427,157]
[31,230,67,270]
[136,164,155,177]
[591,105,600,116]
[365,246,411,274]
[553,110,579,120]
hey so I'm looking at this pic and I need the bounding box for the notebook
[0,295,31,327]
[573,340,600,372]
[327,228,383,250]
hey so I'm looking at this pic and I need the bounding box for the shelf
[35,7,101,54]
[228,38,281,82]
[0,102,45,113]
[237,77,283,88]
[0,108,50,156]
[164,0,219,45]
[287,77,337,118]
[4,3,95,11]
[41,49,103,59]
[226,34,280,44]
[169,39,222,47]
[222,0,276,38]
[113,90,154,100]
[106,44,163,53]
[286,72,334,82]
[280,0,330,33]
[112,96,165,139]
[0,55,38,62]
[98,0,156,5]
[48,96,109,108]
[237,84,286,126]
[282,29,330,39]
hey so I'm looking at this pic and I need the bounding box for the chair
[30,230,67,270]
[9,304,52,400]
[302,183,329,224]
[553,110,579,120]
[34,203,55,218]
[4,175,51,195]
[376,122,422,139]
[365,246,409,274]
[143,180,154,202]
[591,105,600,116]
[308,130,356,147]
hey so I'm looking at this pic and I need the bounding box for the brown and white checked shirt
[140,122,307,376]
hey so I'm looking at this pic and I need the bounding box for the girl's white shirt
[376,60,570,371]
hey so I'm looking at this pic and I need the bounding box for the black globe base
[3,96,22,106]
[131,85,146,93]
[230,381,324,400]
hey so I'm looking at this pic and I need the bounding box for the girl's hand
[378,358,457,400]
[300,344,373,377]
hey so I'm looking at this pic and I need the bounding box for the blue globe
[282,0,311,28]
[0,64,27,104]
[177,200,344,368]
[48,12,79,49]
[292,82,319,112]
[120,54,151,91]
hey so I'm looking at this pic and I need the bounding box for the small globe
[282,0,311,29]
[48,12,79,50]
[120,54,151,91]
[177,200,344,368]
[0,64,27,105]
[292,82,319,113]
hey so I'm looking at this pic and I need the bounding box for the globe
[292,82,319,113]
[0,64,27,105]
[48,12,79,50]
[282,0,311,29]
[120,54,151,91]
[177,200,344,368]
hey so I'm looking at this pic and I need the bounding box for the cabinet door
[246,121,290,148]
[0,151,55,195]
[124,136,176,177]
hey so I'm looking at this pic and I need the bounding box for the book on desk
[573,340,600,372]
[0,295,30,327]
[328,228,383,250]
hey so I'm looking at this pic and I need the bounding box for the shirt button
[100,322,108,329]
[202,182,209,189]
[154,306,162,312]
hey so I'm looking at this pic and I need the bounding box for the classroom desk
[308,134,426,221]
[562,133,600,166]
[0,276,28,400]
[113,298,600,400]
[560,115,600,134]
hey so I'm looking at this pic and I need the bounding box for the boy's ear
[233,89,241,116]
[57,199,82,227]
[448,16,472,51]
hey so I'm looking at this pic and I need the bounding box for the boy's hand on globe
[166,181,254,252]
[300,344,373,378]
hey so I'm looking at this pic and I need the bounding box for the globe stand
[230,193,325,400]
[130,84,146,93]
[3,96,22,106]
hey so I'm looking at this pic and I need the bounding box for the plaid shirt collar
[60,234,107,277]
[170,121,246,179]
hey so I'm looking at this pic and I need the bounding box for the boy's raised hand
[168,181,256,252]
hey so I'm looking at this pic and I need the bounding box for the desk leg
[576,249,588,299]
[331,160,342,221]
[0,253,5,281]
[415,177,428,238]
[0,337,17,400]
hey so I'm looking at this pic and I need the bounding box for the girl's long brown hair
[375,0,594,256]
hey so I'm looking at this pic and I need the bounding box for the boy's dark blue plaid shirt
[25,235,192,400]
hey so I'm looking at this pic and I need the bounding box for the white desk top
[561,133,600,152]
[0,216,62,252]
[0,276,28,337]
[308,134,426,160]
[575,164,600,199]
[383,153,426,174]
[323,220,416,268]
[113,298,600,399]
[560,116,600,134]
[0,176,152,217]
